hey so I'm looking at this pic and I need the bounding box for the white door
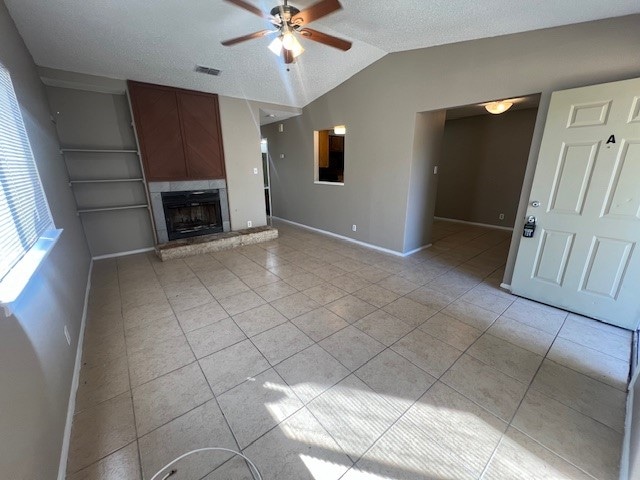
[511,77,640,330]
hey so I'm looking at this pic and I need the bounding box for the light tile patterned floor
[67,220,632,480]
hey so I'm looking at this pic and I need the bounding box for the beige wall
[436,108,538,228]
[404,111,446,251]
[0,1,91,478]
[219,96,268,230]
[262,14,640,267]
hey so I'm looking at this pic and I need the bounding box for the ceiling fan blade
[299,28,351,51]
[224,0,271,20]
[221,29,276,46]
[291,0,342,26]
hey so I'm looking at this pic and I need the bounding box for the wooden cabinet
[318,130,330,168]
[128,81,226,181]
[329,135,344,152]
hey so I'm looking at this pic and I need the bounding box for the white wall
[0,2,91,478]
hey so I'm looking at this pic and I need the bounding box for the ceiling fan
[221,0,352,64]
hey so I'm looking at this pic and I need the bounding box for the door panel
[602,140,640,219]
[567,101,611,127]
[548,142,598,214]
[579,237,634,299]
[532,229,574,285]
[629,97,640,123]
[511,77,640,330]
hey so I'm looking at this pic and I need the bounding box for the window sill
[0,229,63,317]
[314,181,345,186]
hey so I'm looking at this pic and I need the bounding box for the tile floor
[66,220,632,480]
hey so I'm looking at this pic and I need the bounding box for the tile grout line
[213,244,419,465]
[504,425,602,480]
[76,223,537,479]
[116,257,145,480]
[315,255,525,473]
[486,310,624,478]
[191,250,326,466]
[163,263,251,480]
[475,311,568,480]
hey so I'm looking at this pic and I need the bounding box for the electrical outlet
[253,167,258,174]
[433,166,438,174]
[64,325,71,346]
[278,123,284,133]
[247,220,252,228]
[499,213,505,220]
[279,153,285,159]
[352,224,357,232]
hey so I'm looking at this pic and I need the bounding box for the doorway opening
[427,94,541,280]
[434,94,540,232]
[261,138,273,224]
[405,94,541,286]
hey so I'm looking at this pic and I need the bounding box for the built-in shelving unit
[76,204,149,214]
[68,178,144,185]
[61,149,149,215]
[60,148,139,154]
[46,82,157,256]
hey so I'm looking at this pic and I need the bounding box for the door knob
[531,200,541,207]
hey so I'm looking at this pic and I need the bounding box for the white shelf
[61,148,139,154]
[69,178,144,185]
[77,204,148,214]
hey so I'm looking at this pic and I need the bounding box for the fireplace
[161,189,223,241]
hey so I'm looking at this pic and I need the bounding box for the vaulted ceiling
[5,0,640,108]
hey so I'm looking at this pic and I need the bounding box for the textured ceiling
[5,1,640,108]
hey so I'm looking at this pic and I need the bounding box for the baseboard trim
[500,283,512,291]
[57,259,93,480]
[92,246,154,260]
[404,243,433,256]
[434,216,514,232]
[272,217,429,257]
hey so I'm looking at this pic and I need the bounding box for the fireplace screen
[161,190,223,241]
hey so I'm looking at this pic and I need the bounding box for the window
[314,127,345,185]
[0,62,60,309]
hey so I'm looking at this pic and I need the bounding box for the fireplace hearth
[161,190,223,241]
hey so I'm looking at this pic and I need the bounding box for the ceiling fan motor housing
[270,4,301,25]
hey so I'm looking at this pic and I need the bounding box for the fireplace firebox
[161,190,223,241]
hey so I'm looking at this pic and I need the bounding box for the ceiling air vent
[195,65,221,76]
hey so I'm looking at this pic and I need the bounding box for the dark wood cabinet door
[177,91,226,179]
[128,82,187,181]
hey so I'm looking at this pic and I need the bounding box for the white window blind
[0,63,54,283]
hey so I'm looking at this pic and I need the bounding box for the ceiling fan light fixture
[290,42,304,58]
[282,31,304,57]
[485,101,513,115]
[268,36,283,55]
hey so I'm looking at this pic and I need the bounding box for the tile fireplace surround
[149,180,231,244]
